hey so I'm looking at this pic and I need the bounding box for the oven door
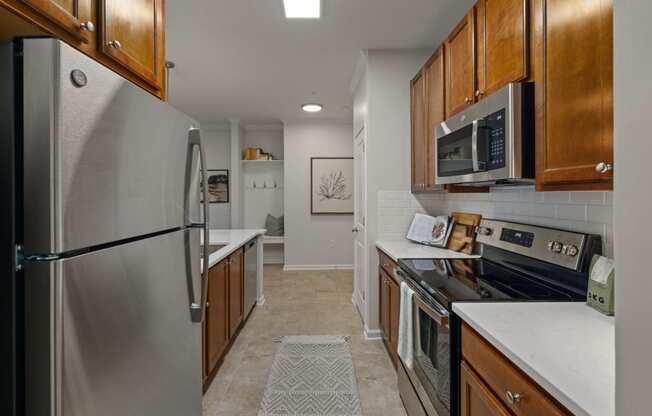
[412,295,451,416]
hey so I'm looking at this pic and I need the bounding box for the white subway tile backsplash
[378,188,614,258]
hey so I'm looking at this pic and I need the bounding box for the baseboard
[364,325,382,340]
[283,264,354,271]
[263,258,284,265]
[257,296,266,306]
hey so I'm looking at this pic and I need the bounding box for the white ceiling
[166,0,474,124]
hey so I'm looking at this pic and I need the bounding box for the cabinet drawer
[461,323,571,416]
[378,249,398,277]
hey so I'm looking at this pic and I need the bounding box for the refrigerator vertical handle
[186,127,210,323]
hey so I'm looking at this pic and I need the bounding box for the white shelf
[262,236,285,245]
[241,160,284,164]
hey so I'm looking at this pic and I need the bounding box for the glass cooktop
[397,257,585,309]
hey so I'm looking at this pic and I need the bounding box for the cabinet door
[461,361,512,416]
[537,0,613,190]
[99,0,163,88]
[445,10,476,116]
[228,248,244,338]
[410,69,427,192]
[475,0,528,98]
[205,260,228,376]
[379,269,390,344]
[22,0,94,43]
[388,276,400,357]
[424,47,446,191]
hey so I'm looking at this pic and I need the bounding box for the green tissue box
[587,255,615,316]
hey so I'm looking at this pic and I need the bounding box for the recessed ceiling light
[283,0,321,19]
[302,103,323,113]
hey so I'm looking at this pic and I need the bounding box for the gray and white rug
[258,335,362,416]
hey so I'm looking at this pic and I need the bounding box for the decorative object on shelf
[201,169,229,203]
[265,214,284,237]
[310,157,354,215]
[587,255,615,316]
[243,147,275,161]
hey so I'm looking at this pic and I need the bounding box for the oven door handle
[472,119,480,172]
[414,296,449,328]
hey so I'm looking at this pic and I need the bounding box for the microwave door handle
[472,119,480,172]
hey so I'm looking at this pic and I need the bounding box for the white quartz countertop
[202,229,265,269]
[453,302,615,416]
[376,239,479,262]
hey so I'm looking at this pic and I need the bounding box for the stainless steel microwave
[434,82,534,186]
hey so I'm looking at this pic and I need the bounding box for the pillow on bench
[265,214,284,236]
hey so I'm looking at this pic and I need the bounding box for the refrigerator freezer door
[21,39,202,254]
[25,228,202,416]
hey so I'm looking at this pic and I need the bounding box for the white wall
[378,189,614,257]
[354,49,431,334]
[203,127,231,228]
[614,2,651,415]
[283,121,354,269]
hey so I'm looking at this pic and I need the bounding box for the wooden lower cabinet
[461,361,511,416]
[228,248,244,338]
[461,323,571,416]
[204,259,228,380]
[203,248,247,389]
[378,256,400,365]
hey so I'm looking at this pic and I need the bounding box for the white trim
[282,264,354,271]
[349,50,368,93]
[256,295,266,306]
[364,325,383,340]
[264,258,285,265]
[282,118,353,126]
[242,123,284,132]
[201,123,230,132]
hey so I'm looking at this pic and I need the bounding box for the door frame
[353,126,367,314]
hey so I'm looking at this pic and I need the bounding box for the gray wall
[614,2,651,415]
[283,122,355,268]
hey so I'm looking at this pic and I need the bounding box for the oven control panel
[476,219,598,271]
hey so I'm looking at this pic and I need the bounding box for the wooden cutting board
[446,212,482,254]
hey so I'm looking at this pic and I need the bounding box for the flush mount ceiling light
[302,103,323,113]
[283,0,321,19]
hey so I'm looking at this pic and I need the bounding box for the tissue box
[586,255,615,316]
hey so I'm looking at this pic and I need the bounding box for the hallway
[202,265,406,416]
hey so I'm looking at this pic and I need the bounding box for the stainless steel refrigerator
[2,38,210,416]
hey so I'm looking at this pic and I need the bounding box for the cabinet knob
[108,40,122,49]
[475,90,484,98]
[465,97,473,104]
[595,162,613,174]
[205,302,210,308]
[80,21,95,32]
[506,390,523,405]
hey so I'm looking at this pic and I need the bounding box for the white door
[353,127,367,309]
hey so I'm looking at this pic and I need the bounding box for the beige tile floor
[202,265,407,416]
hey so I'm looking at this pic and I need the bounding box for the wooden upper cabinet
[99,0,163,89]
[537,0,613,190]
[475,0,528,98]
[410,69,427,192]
[445,9,475,116]
[424,46,446,190]
[22,0,94,43]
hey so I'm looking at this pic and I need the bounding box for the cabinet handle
[475,90,484,98]
[205,302,210,308]
[505,391,523,405]
[108,40,122,49]
[465,97,473,104]
[80,21,95,32]
[595,162,613,174]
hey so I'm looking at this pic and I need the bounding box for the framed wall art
[310,157,354,215]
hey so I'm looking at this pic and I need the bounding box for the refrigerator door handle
[186,127,210,323]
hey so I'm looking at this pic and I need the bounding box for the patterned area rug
[258,335,362,416]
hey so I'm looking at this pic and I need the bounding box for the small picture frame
[201,169,229,204]
[310,157,354,215]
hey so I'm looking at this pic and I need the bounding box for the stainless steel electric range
[394,219,602,416]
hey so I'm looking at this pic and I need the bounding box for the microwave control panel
[485,109,506,170]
